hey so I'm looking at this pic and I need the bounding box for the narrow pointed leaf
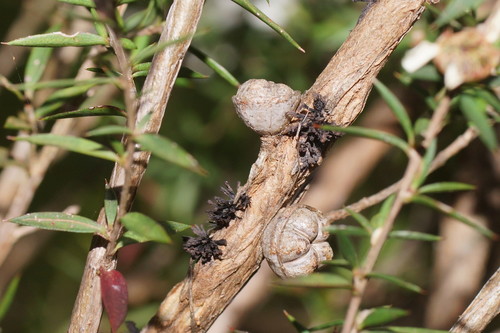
[308,319,344,331]
[45,84,98,103]
[322,125,410,153]
[24,25,61,85]
[0,276,20,321]
[58,0,96,7]
[374,79,414,145]
[5,212,106,234]
[131,36,192,65]
[412,195,495,239]
[389,230,441,242]
[231,0,304,53]
[189,47,239,87]
[86,125,131,137]
[337,233,359,267]
[326,225,369,237]
[7,32,107,47]
[4,116,31,130]
[418,182,475,194]
[413,139,437,189]
[322,259,350,267]
[120,212,171,244]
[35,101,64,118]
[283,310,309,333]
[14,134,118,162]
[459,94,497,150]
[360,307,408,329]
[134,133,207,175]
[164,221,191,233]
[15,77,115,92]
[104,184,118,226]
[367,272,424,293]
[371,195,396,229]
[386,326,449,333]
[100,268,128,333]
[346,208,372,232]
[41,105,127,121]
[279,273,352,289]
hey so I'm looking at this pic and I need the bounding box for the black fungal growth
[286,96,336,170]
[183,225,227,264]
[182,182,250,264]
[207,182,250,230]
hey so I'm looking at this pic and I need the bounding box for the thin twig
[341,149,422,333]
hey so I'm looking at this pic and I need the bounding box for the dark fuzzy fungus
[286,96,335,170]
[207,182,251,230]
[183,225,227,264]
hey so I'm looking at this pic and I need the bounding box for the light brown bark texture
[68,0,205,331]
[143,1,427,332]
[450,266,500,333]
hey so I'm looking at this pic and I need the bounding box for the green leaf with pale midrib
[5,212,106,234]
[41,105,126,121]
[14,134,118,162]
[134,133,207,175]
[120,212,171,244]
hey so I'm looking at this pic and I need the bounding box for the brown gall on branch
[142,0,428,332]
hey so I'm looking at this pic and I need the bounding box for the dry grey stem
[68,0,205,331]
[450,266,500,333]
[143,1,427,332]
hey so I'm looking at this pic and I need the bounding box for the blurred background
[0,0,499,332]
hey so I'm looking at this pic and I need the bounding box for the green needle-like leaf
[189,47,240,87]
[41,105,127,121]
[326,225,369,237]
[231,0,304,53]
[0,276,20,321]
[121,212,171,244]
[359,307,408,329]
[367,272,425,293]
[337,233,359,267]
[374,79,414,145]
[58,0,96,7]
[279,273,352,289]
[412,195,496,239]
[322,125,410,153]
[14,134,118,162]
[459,94,497,150]
[6,32,107,47]
[386,326,449,333]
[5,212,106,234]
[346,208,372,232]
[389,230,441,242]
[418,182,475,194]
[86,125,131,137]
[283,310,309,333]
[104,185,118,226]
[134,133,207,175]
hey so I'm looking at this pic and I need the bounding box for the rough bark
[142,1,427,332]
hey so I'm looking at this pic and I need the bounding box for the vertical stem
[341,150,422,333]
